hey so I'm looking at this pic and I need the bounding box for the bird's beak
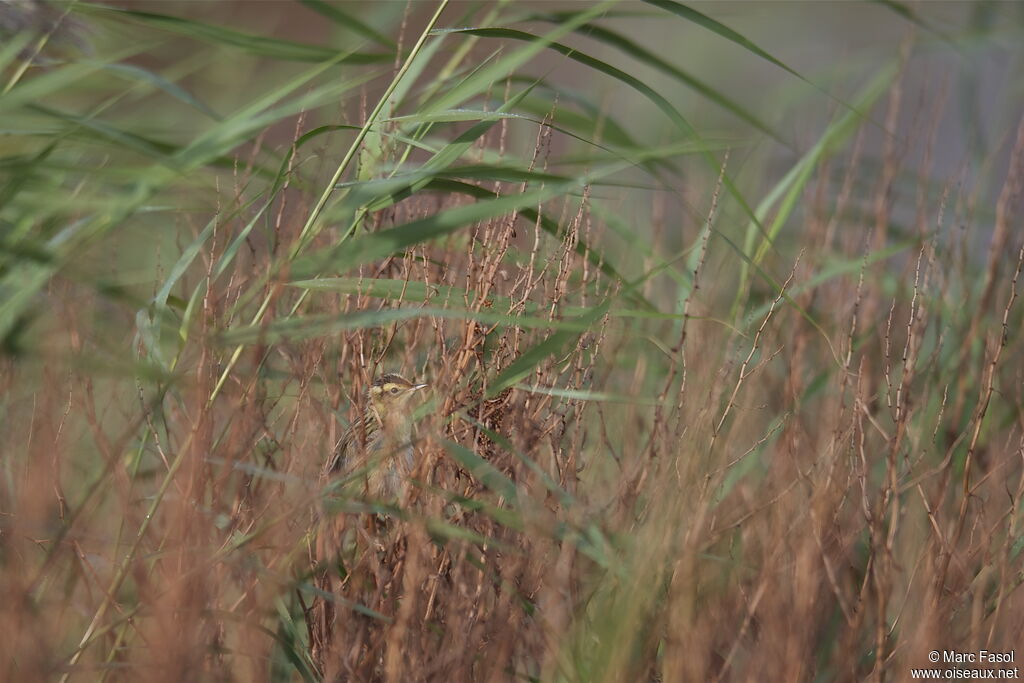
[412,383,428,391]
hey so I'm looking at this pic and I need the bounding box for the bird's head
[367,373,428,418]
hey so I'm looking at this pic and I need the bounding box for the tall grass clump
[2,1,1024,681]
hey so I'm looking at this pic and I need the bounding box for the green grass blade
[731,63,897,319]
[532,15,787,142]
[298,0,396,48]
[487,299,612,398]
[642,0,807,82]
[446,27,697,138]
[218,307,591,347]
[442,439,518,500]
[91,6,391,63]
[102,63,220,120]
[424,1,619,114]
[292,178,585,279]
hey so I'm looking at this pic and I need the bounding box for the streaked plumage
[309,373,427,670]
[324,373,427,501]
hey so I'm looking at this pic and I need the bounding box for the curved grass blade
[327,129,721,311]
[424,1,619,114]
[290,581,391,623]
[171,63,377,172]
[531,14,786,143]
[744,238,916,324]
[292,176,585,279]
[218,306,592,347]
[298,0,396,48]
[714,229,842,369]
[180,202,269,350]
[0,32,33,84]
[354,103,650,208]
[506,75,661,166]
[447,27,695,138]
[268,599,319,683]
[207,2,451,406]
[359,82,540,213]
[0,43,148,115]
[442,439,518,501]
[0,141,57,212]
[25,103,280,180]
[102,62,220,120]
[287,1,450,257]
[458,412,576,507]
[487,299,612,398]
[136,214,216,368]
[643,0,871,119]
[731,63,896,319]
[869,0,957,45]
[445,25,771,255]
[408,177,653,309]
[272,123,441,195]
[357,30,446,185]
[0,216,91,344]
[642,0,806,82]
[27,103,179,167]
[89,6,391,64]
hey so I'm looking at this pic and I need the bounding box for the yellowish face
[368,374,427,413]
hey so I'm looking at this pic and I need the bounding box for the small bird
[307,374,427,669]
[325,373,428,502]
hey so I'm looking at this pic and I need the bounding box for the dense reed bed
[2,2,1023,681]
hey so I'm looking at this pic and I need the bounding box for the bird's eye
[390,387,399,394]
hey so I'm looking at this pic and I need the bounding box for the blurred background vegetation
[2,1,1024,681]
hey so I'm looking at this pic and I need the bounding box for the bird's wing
[325,413,379,476]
